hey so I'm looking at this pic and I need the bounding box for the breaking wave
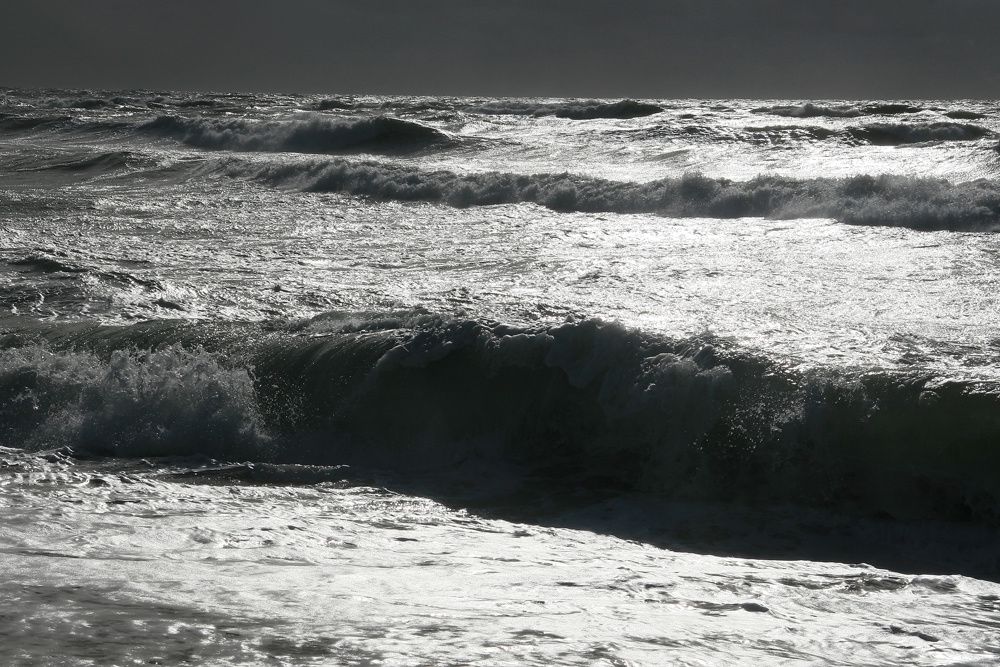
[139,114,453,154]
[234,158,1000,230]
[2,312,999,524]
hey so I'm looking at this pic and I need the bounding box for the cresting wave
[230,158,1000,230]
[139,114,453,154]
[2,312,999,524]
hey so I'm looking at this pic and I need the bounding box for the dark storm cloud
[1,0,997,97]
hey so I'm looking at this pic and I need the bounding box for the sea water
[1,89,999,664]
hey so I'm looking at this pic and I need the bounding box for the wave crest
[235,158,1000,230]
[140,114,452,155]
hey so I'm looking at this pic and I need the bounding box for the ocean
[1,88,999,664]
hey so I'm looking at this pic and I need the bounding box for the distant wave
[753,102,924,118]
[29,150,142,173]
[63,98,114,110]
[848,122,993,145]
[3,312,999,524]
[616,119,993,147]
[554,100,664,120]
[172,98,231,109]
[743,125,840,142]
[865,102,925,115]
[752,103,864,118]
[8,252,162,290]
[9,254,89,274]
[315,98,356,111]
[0,113,71,132]
[139,114,453,155]
[943,109,987,120]
[234,158,1000,230]
[471,99,664,119]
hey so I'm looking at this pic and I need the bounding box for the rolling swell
[237,158,1000,230]
[139,114,452,154]
[1,312,999,525]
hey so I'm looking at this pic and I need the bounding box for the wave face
[139,114,452,154]
[239,159,1000,230]
[2,313,999,524]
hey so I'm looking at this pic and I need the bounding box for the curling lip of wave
[2,312,999,524]
[139,114,453,154]
[231,158,1000,231]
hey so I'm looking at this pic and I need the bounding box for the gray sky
[1,0,997,98]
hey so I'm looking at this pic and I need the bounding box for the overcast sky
[1,0,997,98]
